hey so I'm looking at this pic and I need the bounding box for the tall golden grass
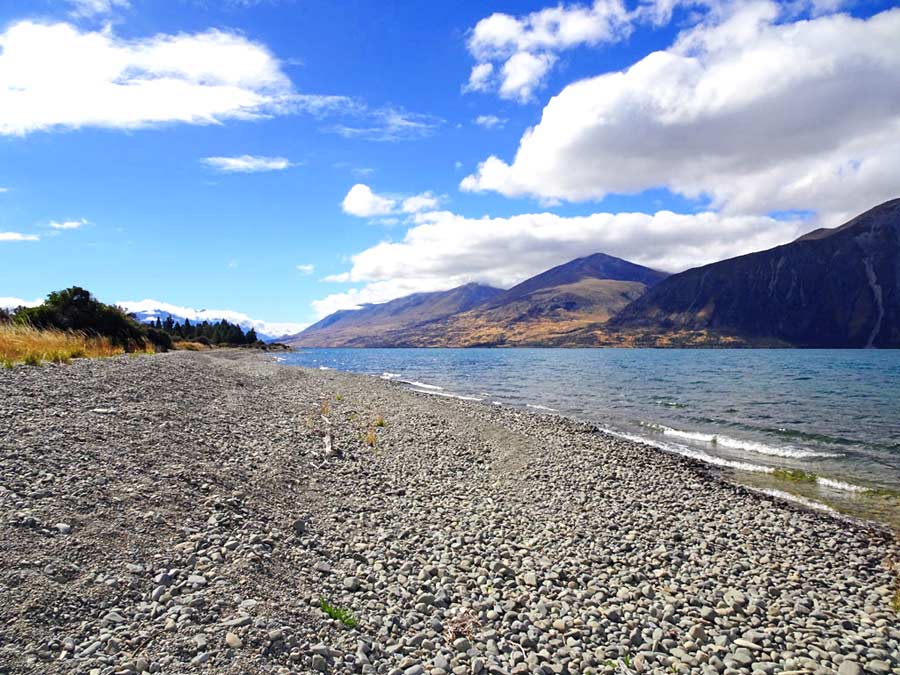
[0,324,125,367]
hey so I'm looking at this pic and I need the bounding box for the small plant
[365,427,377,448]
[374,415,385,427]
[320,400,330,416]
[335,393,343,401]
[773,468,817,483]
[2,358,13,369]
[319,599,358,628]
[23,354,40,366]
[443,608,481,643]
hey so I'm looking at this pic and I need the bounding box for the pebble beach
[1,350,898,675]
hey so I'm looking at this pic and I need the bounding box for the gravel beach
[1,350,898,675]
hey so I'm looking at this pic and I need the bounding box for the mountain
[119,300,308,342]
[408,253,669,346]
[285,283,503,347]
[287,253,668,347]
[609,199,900,347]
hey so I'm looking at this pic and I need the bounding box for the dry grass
[0,324,124,366]
[172,341,209,351]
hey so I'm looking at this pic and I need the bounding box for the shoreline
[2,350,898,674]
[294,353,900,531]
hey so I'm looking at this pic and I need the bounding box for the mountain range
[285,199,900,348]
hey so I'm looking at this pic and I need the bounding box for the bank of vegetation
[1,287,264,366]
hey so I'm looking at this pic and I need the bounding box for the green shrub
[16,287,147,351]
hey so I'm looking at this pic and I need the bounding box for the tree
[245,328,258,344]
[16,287,147,350]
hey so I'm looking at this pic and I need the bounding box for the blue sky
[1,0,898,333]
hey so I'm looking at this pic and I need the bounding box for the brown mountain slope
[286,283,502,347]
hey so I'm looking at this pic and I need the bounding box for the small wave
[411,388,482,402]
[641,422,840,459]
[753,487,838,514]
[403,380,443,391]
[492,401,503,406]
[380,372,401,380]
[654,399,687,408]
[526,404,558,412]
[598,426,775,474]
[816,476,866,493]
[318,365,332,370]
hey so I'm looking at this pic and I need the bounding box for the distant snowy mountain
[117,299,307,342]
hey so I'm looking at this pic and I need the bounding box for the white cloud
[202,155,292,173]
[465,0,631,101]
[474,114,507,129]
[330,106,442,142]
[117,299,309,337]
[0,232,39,242]
[341,184,440,218]
[465,63,495,93]
[342,184,396,217]
[0,187,8,193]
[462,4,900,223]
[499,52,557,102]
[401,192,440,213]
[67,0,130,17]
[310,207,805,317]
[0,296,42,309]
[0,21,298,135]
[49,218,87,230]
[296,263,315,274]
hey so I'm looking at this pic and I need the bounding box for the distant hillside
[609,199,900,347]
[287,253,668,347]
[408,253,669,346]
[285,283,503,347]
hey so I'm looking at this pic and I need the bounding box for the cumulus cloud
[49,218,87,230]
[296,263,315,274]
[474,114,507,129]
[0,21,299,135]
[341,184,441,218]
[465,0,631,101]
[0,232,39,242]
[462,4,900,223]
[117,299,309,337]
[202,155,292,173]
[311,207,805,317]
[400,192,440,213]
[464,63,495,93]
[341,184,397,217]
[0,296,42,309]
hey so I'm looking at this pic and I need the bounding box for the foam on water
[526,404,558,412]
[642,422,841,459]
[409,387,482,402]
[752,487,839,514]
[403,380,443,391]
[816,476,866,492]
[598,426,776,474]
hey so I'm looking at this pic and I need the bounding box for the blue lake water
[279,348,900,517]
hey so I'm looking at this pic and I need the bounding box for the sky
[1,0,899,335]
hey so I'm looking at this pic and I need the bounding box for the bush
[15,287,147,351]
[145,327,173,352]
